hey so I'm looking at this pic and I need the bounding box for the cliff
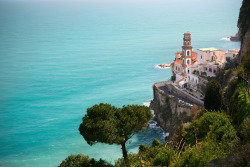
[238,0,250,57]
[150,82,196,139]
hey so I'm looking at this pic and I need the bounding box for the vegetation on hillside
[204,80,223,111]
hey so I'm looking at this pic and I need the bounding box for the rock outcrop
[237,0,250,57]
[150,82,194,139]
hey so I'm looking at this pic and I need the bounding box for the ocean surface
[0,0,241,166]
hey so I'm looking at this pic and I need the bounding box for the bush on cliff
[115,112,238,167]
[230,85,250,128]
[190,112,239,150]
[170,141,226,167]
[204,80,223,111]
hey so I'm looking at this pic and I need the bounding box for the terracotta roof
[174,58,182,65]
[173,51,197,65]
[191,52,197,57]
[191,52,197,65]
[175,51,183,56]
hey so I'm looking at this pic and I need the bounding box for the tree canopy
[204,80,223,111]
[58,154,113,167]
[78,103,152,161]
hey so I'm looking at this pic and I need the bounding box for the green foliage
[242,52,250,71]
[236,65,244,76]
[172,121,187,146]
[118,140,177,167]
[240,117,250,142]
[153,148,176,166]
[165,95,170,103]
[151,139,162,147]
[170,141,226,167]
[231,85,250,127]
[224,78,238,108]
[171,75,176,82]
[191,112,239,150]
[58,154,113,167]
[78,103,152,161]
[58,154,90,167]
[201,72,207,76]
[204,80,223,111]
[115,112,239,167]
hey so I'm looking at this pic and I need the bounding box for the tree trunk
[194,131,197,148]
[121,142,128,162]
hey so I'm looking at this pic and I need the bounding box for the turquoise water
[0,0,241,166]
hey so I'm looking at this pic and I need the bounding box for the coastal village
[161,32,239,105]
[150,32,241,137]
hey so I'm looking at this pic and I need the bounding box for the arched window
[188,69,190,73]
[187,60,190,64]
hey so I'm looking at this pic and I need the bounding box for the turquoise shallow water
[0,0,241,166]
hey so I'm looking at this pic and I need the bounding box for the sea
[0,0,241,166]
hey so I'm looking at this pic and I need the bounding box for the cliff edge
[150,82,200,139]
[238,0,250,57]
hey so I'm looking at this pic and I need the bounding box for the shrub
[231,85,250,127]
[201,72,207,76]
[58,154,114,167]
[236,65,244,76]
[171,75,176,82]
[153,148,176,166]
[170,141,226,167]
[240,117,250,142]
[151,139,162,147]
[204,80,223,111]
[191,112,239,150]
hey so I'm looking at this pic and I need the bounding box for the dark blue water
[0,0,241,166]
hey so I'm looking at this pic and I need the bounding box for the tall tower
[182,32,192,75]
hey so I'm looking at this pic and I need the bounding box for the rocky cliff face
[150,83,193,139]
[238,0,250,57]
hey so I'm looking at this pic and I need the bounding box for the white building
[225,49,240,60]
[197,48,225,77]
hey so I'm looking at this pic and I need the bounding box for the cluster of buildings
[171,32,239,89]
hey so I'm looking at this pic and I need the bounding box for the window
[187,60,190,64]
[201,56,202,59]
[214,70,216,73]
[187,51,190,56]
[178,67,180,71]
[211,56,214,61]
[188,69,189,73]
[196,80,198,83]
[209,68,212,72]
[176,66,177,70]
[206,67,207,71]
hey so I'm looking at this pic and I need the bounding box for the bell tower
[182,32,192,75]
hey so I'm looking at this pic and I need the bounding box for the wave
[143,101,151,107]
[220,37,230,41]
[154,64,171,69]
[148,109,169,138]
